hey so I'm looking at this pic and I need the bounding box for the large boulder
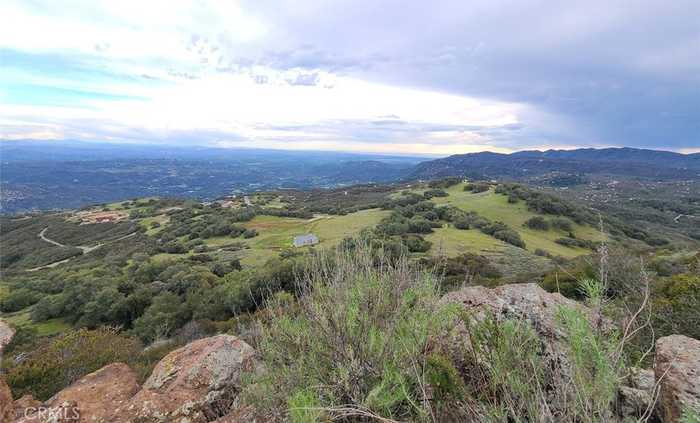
[440,283,613,417]
[440,283,607,342]
[11,396,40,422]
[1,378,13,423]
[16,363,139,423]
[654,335,700,422]
[618,368,655,420]
[116,334,256,422]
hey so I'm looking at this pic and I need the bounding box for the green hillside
[429,183,603,258]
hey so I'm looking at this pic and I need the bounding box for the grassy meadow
[430,183,603,258]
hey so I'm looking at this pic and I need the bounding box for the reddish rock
[116,334,256,422]
[440,283,614,417]
[12,395,41,421]
[655,335,700,422]
[617,368,655,419]
[16,363,139,423]
[440,283,608,341]
[1,378,13,423]
[211,405,258,422]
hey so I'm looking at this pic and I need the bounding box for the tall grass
[242,244,457,422]
[242,243,645,422]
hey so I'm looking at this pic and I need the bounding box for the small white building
[293,233,319,247]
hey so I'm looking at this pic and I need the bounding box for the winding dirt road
[39,227,103,253]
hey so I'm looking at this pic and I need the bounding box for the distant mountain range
[410,147,700,181]
[1,141,698,213]
[0,141,422,213]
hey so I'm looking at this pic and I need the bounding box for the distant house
[293,233,319,247]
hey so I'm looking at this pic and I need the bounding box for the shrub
[556,306,619,420]
[534,248,548,256]
[464,182,490,193]
[453,218,470,230]
[525,216,550,231]
[131,292,187,342]
[653,274,700,340]
[402,235,432,253]
[555,237,595,249]
[551,217,573,232]
[243,228,258,238]
[423,189,449,199]
[493,229,526,249]
[3,327,141,400]
[0,288,41,312]
[455,302,623,421]
[242,245,457,421]
[462,314,548,418]
[428,177,461,188]
[408,217,434,234]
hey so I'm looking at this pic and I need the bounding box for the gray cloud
[225,0,700,150]
[286,71,321,86]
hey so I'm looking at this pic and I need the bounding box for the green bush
[402,235,432,253]
[493,229,526,249]
[0,288,41,312]
[453,217,470,230]
[525,216,550,231]
[427,177,461,188]
[243,228,258,238]
[131,292,187,342]
[551,217,573,232]
[423,189,449,199]
[464,182,490,193]
[455,302,623,421]
[653,273,700,340]
[242,245,457,421]
[3,327,141,400]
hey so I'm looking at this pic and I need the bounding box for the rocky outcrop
[16,363,138,422]
[11,396,40,422]
[7,335,256,422]
[0,320,15,357]
[655,335,700,422]
[618,368,655,419]
[1,378,13,423]
[115,334,255,422]
[440,283,618,419]
[440,282,608,342]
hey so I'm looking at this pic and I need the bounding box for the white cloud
[0,0,528,155]
[1,67,526,154]
[8,0,692,153]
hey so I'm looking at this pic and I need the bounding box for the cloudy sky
[1,0,698,155]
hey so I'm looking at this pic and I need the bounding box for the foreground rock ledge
[116,334,256,422]
[16,363,138,423]
[655,334,700,422]
[439,282,607,339]
[7,334,255,423]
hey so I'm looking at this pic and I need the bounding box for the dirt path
[29,229,137,272]
[113,232,137,242]
[39,227,104,253]
[27,257,74,272]
[38,227,66,247]
[674,214,698,223]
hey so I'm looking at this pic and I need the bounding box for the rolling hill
[411,147,700,181]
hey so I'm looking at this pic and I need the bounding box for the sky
[1,0,699,155]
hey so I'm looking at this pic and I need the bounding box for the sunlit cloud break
[1,0,698,154]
